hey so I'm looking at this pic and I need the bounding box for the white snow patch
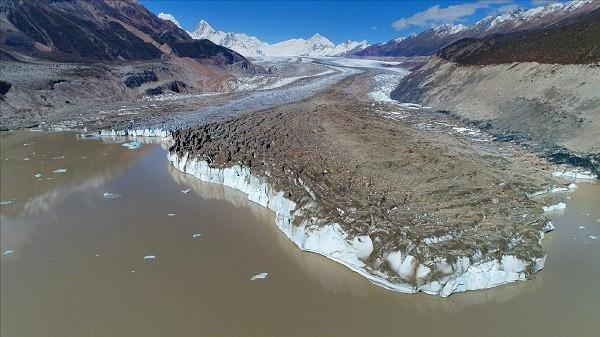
[552,169,597,180]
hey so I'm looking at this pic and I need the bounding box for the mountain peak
[157,12,181,28]
[196,19,213,30]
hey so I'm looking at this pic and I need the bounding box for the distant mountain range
[157,18,369,58]
[357,0,598,57]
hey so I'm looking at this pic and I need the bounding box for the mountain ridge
[180,18,368,57]
[0,0,253,69]
[356,0,598,57]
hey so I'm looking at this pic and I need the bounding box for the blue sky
[141,0,557,44]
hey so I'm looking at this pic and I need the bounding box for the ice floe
[121,141,142,150]
[167,213,175,217]
[2,250,14,256]
[192,233,202,238]
[103,192,121,199]
[53,169,67,173]
[181,189,191,194]
[250,272,269,280]
[34,173,42,178]
[590,236,598,240]
[0,200,14,205]
[143,255,156,260]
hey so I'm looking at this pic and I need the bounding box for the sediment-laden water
[1,131,599,337]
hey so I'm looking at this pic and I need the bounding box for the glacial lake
[1,131,599,337]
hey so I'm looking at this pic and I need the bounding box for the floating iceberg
[121,141,142,150]
[250,272,269,280]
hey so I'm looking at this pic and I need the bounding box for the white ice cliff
[168,152,551,297]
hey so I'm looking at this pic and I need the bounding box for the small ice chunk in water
[52,155,65,160]
[0,200,13,205]
[95,254,100,257]
[34,173,42,178]
[167,213,175,217]
[143,255,156,260]
[192,233,202,238]
[182,189,191,194]
[579,226,586,229]
[3,250,14,256]
[590,236,598,240]
[250,272,269,280]
[103,192,121,199]
[53,169,67,173]
[23,157,30,161]
[121,141,141,150]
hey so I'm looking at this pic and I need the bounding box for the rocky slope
[186,19,368,57]
[437,7,600,65]
[391,8,600,176]
[0,0,254,67]
[356,0,598,57]
[0,0,265,127]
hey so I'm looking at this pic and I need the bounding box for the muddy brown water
[1,131,599,337]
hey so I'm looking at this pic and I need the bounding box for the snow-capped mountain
[183,19,368,57]
[357,0,598,57]
[188,20,269,57]
[157,12,181,28]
